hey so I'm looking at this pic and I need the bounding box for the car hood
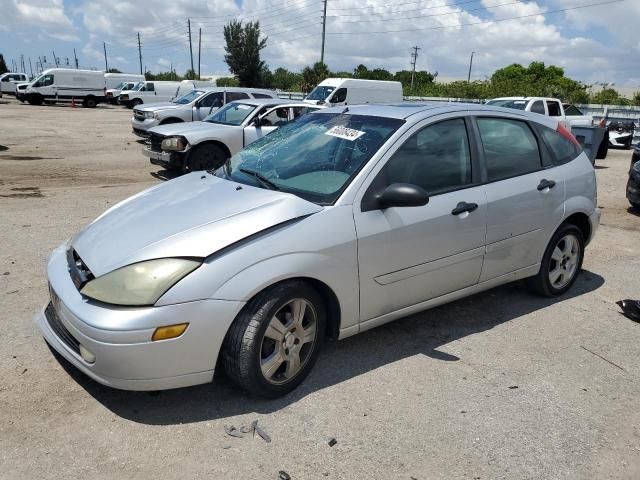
[136,102,181,113]
[71,173,322,277]
[148,121,234,138]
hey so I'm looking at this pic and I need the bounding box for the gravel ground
[1,97,639,480]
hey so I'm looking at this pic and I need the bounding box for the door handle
[537,179,556,191]
[451,202,478,215]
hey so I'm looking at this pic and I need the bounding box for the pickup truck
[486,96,609,161]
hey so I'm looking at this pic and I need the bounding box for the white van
[1,73,29,95]
[119,79,212,108]
[304,78,402,106]
[106,81,140,104]
[104,73,145,90]
[25,68,106,107]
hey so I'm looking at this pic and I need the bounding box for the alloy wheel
[548,233,580,289]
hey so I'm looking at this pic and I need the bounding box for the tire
[129,99,142,109]
[222,280,326,398]
[83,96,97,108]
[526,223,585,297]
[630,201,640,210]
[27,95,43,106]
[183,144,227,173]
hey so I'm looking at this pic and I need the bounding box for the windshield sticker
[236,104,252,110]
[513,101,526,104]
[325,125,366,141]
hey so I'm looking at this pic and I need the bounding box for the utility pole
[20,54,25,73]
[410,45,421,92]
[103,42,109,71]
[320,0,328,64]
[467,51,475,82]
[198,27,202,80]
[52,50,59,67]
[29,58,33,78]
[188,19,194,76]
[137,32,143,75]
[73,48,79,69]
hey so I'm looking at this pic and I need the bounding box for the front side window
[200,92,223,108]
[330,88,347,103]
[374,118,472,194]
[39,74,54,87]
[477,118,542,181]
[215,113,404,204]
[205,102,257,126]
[145,83,155,92]
[530,100,545,114]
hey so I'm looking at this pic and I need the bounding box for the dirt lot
[1,97,639,480]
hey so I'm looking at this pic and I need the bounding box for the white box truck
[304,78,403,106]
[118,79,213,108]
[25,69,106,107]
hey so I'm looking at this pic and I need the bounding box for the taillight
[557,123,580,147]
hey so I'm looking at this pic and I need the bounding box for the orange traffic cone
[71,97,76,108]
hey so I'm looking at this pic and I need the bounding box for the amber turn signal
[152,323,189,341]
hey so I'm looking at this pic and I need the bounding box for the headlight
[144,111,154,119]
[80,258,201,306]
[161,136,188,151]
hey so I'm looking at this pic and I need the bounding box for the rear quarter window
[537,125,582,165]
[252,93,273,99]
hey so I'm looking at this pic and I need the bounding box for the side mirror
[194,102,200,109]
[375,183,429,209]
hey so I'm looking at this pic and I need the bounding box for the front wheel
[222,280,326,398]
[527,223,585,297]
[183,144,227,173]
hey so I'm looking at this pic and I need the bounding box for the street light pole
[467,51,475,82]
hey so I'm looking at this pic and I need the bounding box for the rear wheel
[222,280,325,398]
[183,144,227,173]
[527,223,584,297]
[630,200,640,210]
[83,96,97,108]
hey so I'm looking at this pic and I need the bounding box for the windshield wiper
[239,167,279,190]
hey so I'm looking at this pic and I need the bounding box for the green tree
[394,70,436,93]
[591,87,622,105]
[0,54,8,74]
[223,20,267,87]
[184,69,197,80]
[272,67,302,91]
[633,91,640,107]
[106,68,122,73]
[300,62,330,93]
[216,77,240,87]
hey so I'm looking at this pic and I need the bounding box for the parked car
[106,81,139,104]
[486,97,609,161]
[119,80,212,108]
[0,72,29,95]
[626,145,640,209]
[304,78,403,106]
[25,68,106,107]
[37,103,599,397]
[131,87,277,137]
[144,99,321,172]
[104,72,144,90]
[608,120,635,149]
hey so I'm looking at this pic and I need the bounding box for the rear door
[354,116,487,321]
[476,115,565,282]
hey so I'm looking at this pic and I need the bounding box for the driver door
[353,116,487,322]
[243,106,292,147]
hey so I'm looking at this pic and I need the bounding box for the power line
[191,0,316,20]
[327,0,484,16]
[324,0,624,35]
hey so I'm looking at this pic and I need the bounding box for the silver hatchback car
[36,103,599,397]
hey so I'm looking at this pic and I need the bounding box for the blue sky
[1,0,638,89]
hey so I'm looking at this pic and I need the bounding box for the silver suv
[131,87,278,137]
[37,103,599,397]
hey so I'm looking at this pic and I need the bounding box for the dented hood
[72,173,322,277]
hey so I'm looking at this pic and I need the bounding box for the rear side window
[530,100,545,114]
[252,93,273,99]
[226,92,250,102]
[538,125,581,165]
[477,118,542,181]
[547,101,562,117]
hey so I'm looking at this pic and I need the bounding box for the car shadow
[594,165,609,170]
[626,207,640,217]
[149,169,181,181]
[52,270,604,425]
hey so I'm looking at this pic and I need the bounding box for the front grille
[45,302,80,354]
[149,133,164,153]
[134,110,145,121]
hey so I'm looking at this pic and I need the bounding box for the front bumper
[142,147,186,169]
[131,117,161,135]
[35,245,245,391]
